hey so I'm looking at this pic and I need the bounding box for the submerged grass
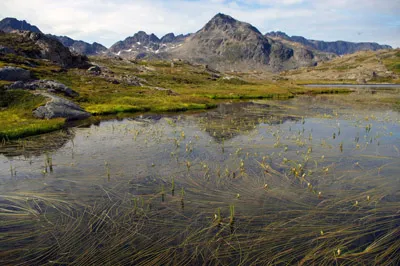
[0,170,398,265]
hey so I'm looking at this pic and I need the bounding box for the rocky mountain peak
[160,33,176,43]
[207,13,237,27]
[131,31,160,44]
[202,13,262,36]
[0,17,42,33]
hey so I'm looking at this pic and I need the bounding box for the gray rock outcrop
[0,66,31,81]
[6,80,79,97]
[33,93,90,121]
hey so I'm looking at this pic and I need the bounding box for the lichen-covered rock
[0,66,31,81]
[33,93,90,121]
[6,80,79,97]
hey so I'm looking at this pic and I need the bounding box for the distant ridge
[49,35,108,55]
[265,31,392,55]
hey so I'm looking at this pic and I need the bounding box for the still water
[0,88,399,265]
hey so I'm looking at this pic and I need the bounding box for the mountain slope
[169,13,327,72]
[266,31,392,55]
[281,49,400,83]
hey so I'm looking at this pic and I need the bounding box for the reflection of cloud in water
[0,129,75,158]
[196,102,300,142]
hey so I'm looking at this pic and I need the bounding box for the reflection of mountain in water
[197,102,299,141]
[0,129,74,158]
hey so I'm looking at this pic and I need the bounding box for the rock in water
[33,93,90,121]
[0,66,31,81]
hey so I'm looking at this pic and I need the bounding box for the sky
[0,0,399,48]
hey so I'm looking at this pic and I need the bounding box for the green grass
[85,104,147,115]
[383,50,400,74]
[0,90,65,140]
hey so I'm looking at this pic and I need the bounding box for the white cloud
[0,0,398,48]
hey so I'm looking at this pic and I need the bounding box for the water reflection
[197,102,300,142]
[0,129,74,158]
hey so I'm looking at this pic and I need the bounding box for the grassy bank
[0,90,65,140]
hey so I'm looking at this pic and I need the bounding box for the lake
[1,87,399,265]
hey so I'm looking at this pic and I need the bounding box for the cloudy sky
[1,0,399,48]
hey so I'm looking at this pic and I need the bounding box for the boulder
[6,80,79,97]
[87,65,101,74]
[33,93,90,121]
[0,66,31,81]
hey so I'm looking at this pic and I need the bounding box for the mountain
[109,14,334,71]
[167,13,331,72]
[49,35,107,55]
[0,17,42,33]
[265,31,392,55]
[108,31,191,58]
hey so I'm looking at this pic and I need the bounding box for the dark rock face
[50,35,108,55]
[169,13,317,72]
[0,18,42,33]
[266,31,392,55]
[33,93,90,121]
[0,66,31,81]
[6,80,79,97]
